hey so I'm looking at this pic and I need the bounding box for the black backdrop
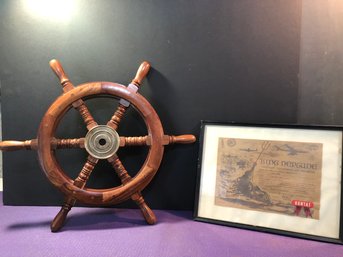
[0,0,301,209]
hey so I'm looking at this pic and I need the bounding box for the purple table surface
[1,196,342,257]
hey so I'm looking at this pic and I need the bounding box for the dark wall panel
[298,0,343,125]
[0,0,301,209]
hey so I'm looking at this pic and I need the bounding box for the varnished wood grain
[107,61,151,130]
[166,135,196,145]
[131,61,150,86]
[0,140,37,151]
[108,154,156,224]
[50,59,97,130]
[52,138,85,149]
[107,104,127,130]
[121,136,149,146]
[0,60,196,232]
[51,155,98,232]
[0,138,86,151]
[37,82,165,206]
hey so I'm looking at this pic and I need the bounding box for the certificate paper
[215,138,322,219]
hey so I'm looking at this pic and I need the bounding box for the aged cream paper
[215,138,322,219]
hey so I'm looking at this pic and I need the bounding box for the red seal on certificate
[291,200,314,218]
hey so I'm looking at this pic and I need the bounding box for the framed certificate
[194,121,343,244]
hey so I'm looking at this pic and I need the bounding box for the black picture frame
[194,121,343,244]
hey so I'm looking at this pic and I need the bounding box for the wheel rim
[37,82,164,205]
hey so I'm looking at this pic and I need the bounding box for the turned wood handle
[49,59,97,130]
[138,200,157,225]
[49,59,69,85]
[50,198,75,232]
[51,208,69,232]
[132,192,157,224]
[0,140,36,151]
[131,61,150,86]
[0,139,85,151]
[169,135,196,144]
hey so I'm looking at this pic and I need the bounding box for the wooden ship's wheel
[0,60,196,232]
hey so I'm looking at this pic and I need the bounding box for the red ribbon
[292,200,313,218]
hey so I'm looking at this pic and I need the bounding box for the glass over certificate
[195,122,343,243]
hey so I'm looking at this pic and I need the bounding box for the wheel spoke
[107,61,150,130]
[0,135,195,151]
[119,136,150,147]
[73,155,98,189]
[107,154,131,184]
[107,104,127,130]
[49,59,98,130]
[50,155,98,232]
[107,154,156,224]
[118,134,196,147]
[0,138,87,151]
[74,103,98,130]
[52,138,85,149]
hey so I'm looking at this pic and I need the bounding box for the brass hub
[84,125,120,159]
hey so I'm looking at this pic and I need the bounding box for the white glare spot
[23,0,77,22]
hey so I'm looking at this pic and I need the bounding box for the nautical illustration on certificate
[215,138,323,219]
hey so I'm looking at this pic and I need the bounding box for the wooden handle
[168,135,196,144]
[49,59,97,130]
[131,61,150,86]
[49,59,70,86]
[137,200,157,224]
[51,207,69,232]
[108,155,156,224]
[0,140,37,151]
[51,156,97,232]
[132,192,157,224]
[0,139,86,151]
[50,199,75,232]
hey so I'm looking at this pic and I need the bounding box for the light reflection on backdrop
[22,0,77,22]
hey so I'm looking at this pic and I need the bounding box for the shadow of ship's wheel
[0,60,196,232]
